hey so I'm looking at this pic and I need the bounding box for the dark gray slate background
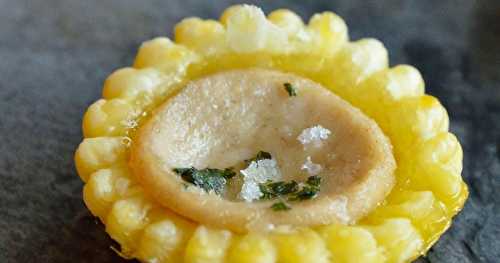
[1,0,499,262]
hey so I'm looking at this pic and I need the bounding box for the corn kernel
[366,219,424,263]
[82,99,137,138]
[106,194,152,255]
[84,168,115,218]
[74,137,129,182]
[135,213,195,263]
[268,9,304,35]
[425,165,464,212]
[271,228,330,263]
[327,39,388,96]
[134,37,199,74]
[365,190,448,246]
[227,234,276,263]
[394,132,466,215]
[220,5,241,25]
[386,65,425,99]
[83,164,133,219]
[102,67,165,102]
[308,12,348,55]
[347,66,425,130]
[404,133,464,210]
[386,95,449,155]
[418,132,463,175]
[354,65,424,108]
[320,225,385,263]
[175,18,226,55]
[225,5,287,53]
[184,226,232,263]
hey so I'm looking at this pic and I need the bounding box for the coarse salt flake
[301,156,322,175]
[239,159,282,202]
[240,180,263,202]
[240,159,282,183]
[297,125,331,146]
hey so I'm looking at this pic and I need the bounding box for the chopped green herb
[259,180,299,199]
[259,175,322,201]
[289,176,322,201]
[173,167,236,194]
[244,150,272,165]
[283,82,297,97]
[289,185,319,201]
[306,175,321,187]
[271,201,291,211]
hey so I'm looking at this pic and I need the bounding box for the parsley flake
[306,175,321,187]
[259,180,299,199]
[283,83,297,97]
[289,185,319,201]
[173,167,236,195]
[289,176,322,201]
[271,201,291,211]
[260,175,322,206]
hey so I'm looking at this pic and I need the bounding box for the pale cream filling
[130,68,395,233]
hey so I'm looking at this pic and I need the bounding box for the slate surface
[1,0,499,262]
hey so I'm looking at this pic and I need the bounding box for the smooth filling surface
[131,68,396,233]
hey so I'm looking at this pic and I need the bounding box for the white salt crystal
[239,159,282,202]
[297,125,331,146]
[240,159,282,184]
[240,180,263,202]
[301,156,322,175]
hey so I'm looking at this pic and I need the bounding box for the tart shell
[75,5,468,263]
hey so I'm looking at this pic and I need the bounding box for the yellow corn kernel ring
[320,225,385,263]
[349,65,426,130]
[83,163,135,219]
[106,193,152,255]
[82,99,137,138]
[328,38,389,95]
[271,228,330,263]
[175,18,226,56]
[134,37,199,74]
[74,136,129,182]
[308,12,348,55]
[75,4,468,262]
[226,234,276,263]
[366,219,424,263]
[385,95,449,156]
[363,190,448,246]
[404,132,467,212]
[184,226,233,263]
[136,210,196,262]
[225,5,288,53]
[103,67,165,101]
[353,65,425,110]
[268,9,304,35]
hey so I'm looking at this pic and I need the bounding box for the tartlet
[75,5,468,263]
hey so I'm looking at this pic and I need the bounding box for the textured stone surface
[0,0,499,262]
